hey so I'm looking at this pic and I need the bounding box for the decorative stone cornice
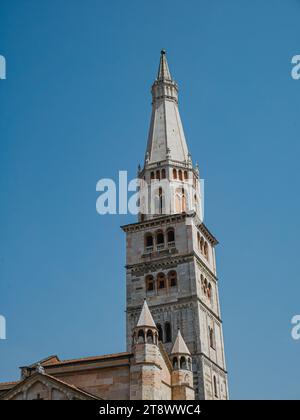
[126,253,194,274]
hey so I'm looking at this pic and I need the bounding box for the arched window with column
[204,241,209,260]
[157,272,166,290]
[172,357,178,369]
[200,237,204,253]
[168,270,177,288]
[156,231,164,250]
[155,187,165,215]
[167,228,175,244]
[145,233,154,251]
[165,321,172,342]
[138,329,145,343]
[175,188,187,213]
[146,275,155,292]
[180,356,187,369]
[197,232,201,250]
[146,329,154,344]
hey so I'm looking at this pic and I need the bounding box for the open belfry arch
[122,50,228,400]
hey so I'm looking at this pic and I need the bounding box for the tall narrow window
[207,283,212,301]
[204,242,209,259]
[209,327,215,349]
[165,322,172,342]
[173,168,177,179]
[213,376,218,398]
[161,169,166,179]
[200,237,204,253]
[178,170,183,181]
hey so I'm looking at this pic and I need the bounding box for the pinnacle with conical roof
[145,50,190,165]
[171,329,191,355]
[136,300,156,328]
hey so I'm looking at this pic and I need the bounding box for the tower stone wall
[123,51,228,399]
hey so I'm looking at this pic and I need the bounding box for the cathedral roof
[0,372,100,400]
[136,300,156,328]
[145,50,190,165]
[171,329,191,355]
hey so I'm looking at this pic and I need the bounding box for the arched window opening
[184,170,188,180]
[155,188,165,215]
[173,357,178,369]
[165,322,172,343]
[213,376,218,398]
[197,232,201,250]
[156,231,164,249]
[157,324,163,342]
[204,242,209,259]
[168,271,177,288]
[157,273,166,290]
[161,169,166,179]
[178,170,183,181]
[145,233,153,249]
[146,275,154,292]
[175,188,187,213]
[138,329,145,343]
[180,356,187,370]
[156,170,161,180]
[200,237,204,253]
[150,172,155,181]
[167,228,175,244]
[147,329,153,344]
[207,283,212,300]
[173,168,177,179]
[182,188,186,212]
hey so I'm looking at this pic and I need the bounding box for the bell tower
[122,50,229,400]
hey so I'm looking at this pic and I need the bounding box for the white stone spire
[136,300,156,328]
[157,49,172,81]
[145,50,189,165]
[171,329,191,355]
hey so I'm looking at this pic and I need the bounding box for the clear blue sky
[0,0,300,400]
